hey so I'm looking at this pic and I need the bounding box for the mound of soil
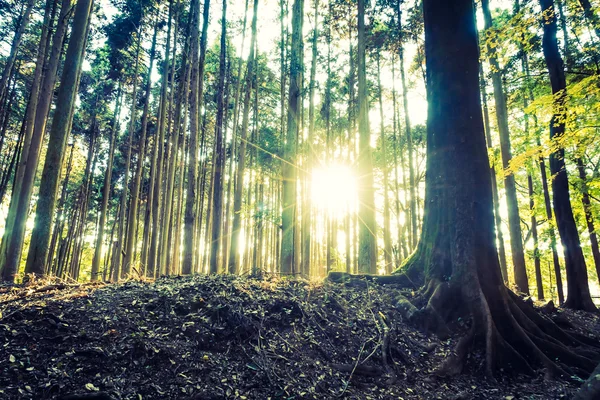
[0,275,593,399]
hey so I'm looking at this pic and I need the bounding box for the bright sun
[311,165,358,218]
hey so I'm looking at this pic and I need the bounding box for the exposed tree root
[328,272,599,380]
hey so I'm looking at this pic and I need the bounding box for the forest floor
[0,275,598,400]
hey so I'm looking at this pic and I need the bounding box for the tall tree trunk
[229,0,259,275]
[391,54,406,265]
[123,19,159,277]
[183,0,211,275]
[91,84,122,280]
[357,0,376,274]
[209,0,228,275]
[112,35,142,282]
[160,0,187,275]
[377,54,393,273]
[0,0,36,109]
[391,0,598,378]
[481,0,529,294]
[281,0,303,275]
[303,0,319,277]
[0,0,71,281]
[46,142,75,273]
[528,174,544,300]
[577,0,600,40]
[479,68,509,282]
[148,0,174,278]
[576,158,600,284]
[23,0,93,279]
[397,1,417,251]
[538,0,596,311]
[223,0,249,270]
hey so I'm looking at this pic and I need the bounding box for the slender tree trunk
[161,1,188,275]
[539,0,596,311]
[357,0,376,274]
[576,158,600,284]
[46,143,75,273]
[302,0,319,277]
[528,174,544,300]
[123,20,159,277]
[577,0,600,40]
[209,0,228,275]
[147,1,174,278]
[91,84,122,280]
[223,0,249,271]
[281,0,303,275]
[479,68,509,281]
[229,0,259,275]
[481,0,529,294]
[0,0,36,108]
[397,2,417,251]
[23,0,93,279]
[112,36,142,282]
[391,55,405,266]
[377,54,393,273]
[183,0,211,275]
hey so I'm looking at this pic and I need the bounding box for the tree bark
[0,0,71,281]
[228,0,259,275]
[481,0,529,294]
[357,0,376,275]
[281,0,303,275]
[23,0,93,278]
[388,0,600,378]
[123,19,159,277]
[576,158,600,285]
[479,67,509,282]
[91,84,122,280]
[397,1,417,251]
[377,54,393,274]
[539,0,597,312]
[183,0,211,275]
[209,0,228,275]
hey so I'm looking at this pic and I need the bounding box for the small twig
[336,340,367,398]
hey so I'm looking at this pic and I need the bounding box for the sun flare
[310,165,357,218]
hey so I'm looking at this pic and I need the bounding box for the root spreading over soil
[0,275,596,399]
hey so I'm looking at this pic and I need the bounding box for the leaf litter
[0,275,591,399]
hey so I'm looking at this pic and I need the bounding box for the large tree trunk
[539,0,597,312]
[379,0,600,378]
[481,0,529,294]
[23,0,93,278]
[574,362,600,400]
[357,0,376,274]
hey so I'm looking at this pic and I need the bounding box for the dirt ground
[0,275,597,399]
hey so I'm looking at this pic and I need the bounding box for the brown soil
[0,275,596,399]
